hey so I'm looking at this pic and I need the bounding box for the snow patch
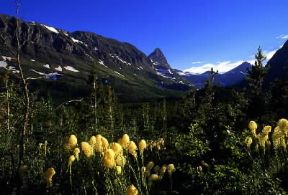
[99,60,108,68]
[63,32,69,36]
[55,66,62,72]
[114,71,125,78]
[41,24,59,34]
[156,72,169,78]
[71,37,82,43]
[168,69,173,74]
[0,61,8,68]
[109,54,131,66]
[43,64,50,69]
[70,37,88,47]
[12,70,20,74]
[64,66,79,72]
[2,56,13,61]
[8,66,16,71]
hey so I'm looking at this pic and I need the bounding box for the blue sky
[0,0,288,73]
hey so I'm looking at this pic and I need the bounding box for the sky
[0,0,288,73]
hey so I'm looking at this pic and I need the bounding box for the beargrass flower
[278,118,288,131]
[167,164,176,174]
[138,139,147,154]
[115,154,126,167]
[159,165,167,176]
[248,121,257,137]
[73,147,80,160]
[128,141,138,158]
[89,136,97,146]
[65,134,77,151]
[149,174,160,181]
[262,126,272,134]
[110,142,123,156]
[43,167,56,187]
[101,136,109,151]
[244,136,253,149]
[116,166,122,175]
[146,161,154,171]
[81,142,93,158]
[119,134,130,149]
[126,184,138,195]
[68,155,76,167]
[103,149,116,168]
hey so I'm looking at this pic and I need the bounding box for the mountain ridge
[0,14,190,102]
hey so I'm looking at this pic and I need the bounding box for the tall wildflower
[244,136,253,149]
[167,164,176,175]
[126,184,138,195]
[94,134,104,153]
[278,118,288,136]
[81,142,93,158]
[89,136,97,146]
[110,142,123,156]
[68,155,76,167]
[65,134,77,151]
[248,121,257,137]
[138,139,147,154]
[101,136,109,151]
[119,134,130,149]
[43,168,56,187]
[115,154,126,167]
[103,149,116,168]
[128,141,138,158]
[272,126,282,148]
[73,147,80,160]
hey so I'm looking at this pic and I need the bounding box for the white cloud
[184,60,244,74]
[191,61,203,64]
[277,34,288,40]
[264,49,277,61]
[183,43,281,74]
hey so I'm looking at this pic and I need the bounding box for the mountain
[148,48,171,68]
[181,62,252,88]
[0,14,190,102]
[147,48,188,84]
[265,40,288,82]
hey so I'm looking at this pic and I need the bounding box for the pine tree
[247,47,267,97]
[246,47,267,118]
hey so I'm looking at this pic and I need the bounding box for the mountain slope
[182,62,252,88]
[0,14,190,102]
[265,40,288,82]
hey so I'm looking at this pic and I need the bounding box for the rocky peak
[148,48,170,68]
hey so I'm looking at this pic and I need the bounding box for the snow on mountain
[55,66,63,72]
[41,24,59,34]
[64,66,79,72]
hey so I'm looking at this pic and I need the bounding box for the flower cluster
[62,133,175,193]
[63,134,148,170]
[141,161,176,185]
[147,138,165,151]
[244,119,288,151]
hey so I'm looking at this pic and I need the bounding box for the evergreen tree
[246,47,267,118]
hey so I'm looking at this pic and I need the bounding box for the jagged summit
[148,48,170,68]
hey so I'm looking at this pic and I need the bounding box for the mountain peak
[148,48,170,68]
